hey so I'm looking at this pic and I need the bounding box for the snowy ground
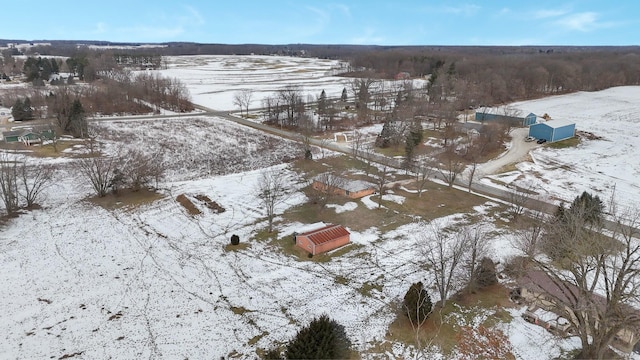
[3,56,640,359]
[154,55,350,111]
[487,86,640,211]
[0,160,531,358]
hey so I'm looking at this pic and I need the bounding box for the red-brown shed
[295,224,350,255]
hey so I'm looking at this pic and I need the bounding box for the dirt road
[476,127,540,177]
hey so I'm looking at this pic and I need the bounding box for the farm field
[2,55,640,359]
[486,86,640,213]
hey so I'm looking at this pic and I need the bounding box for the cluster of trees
[261,86,308,129]
[0,153,53,216]
[264,315,352,359]
[396,190,640,359]
[348,48,640,106]
[23,57,60,84]
[1,70,193,127]
[11,97,34,121]
[47,91,88,137]
[509,191,640,359]
[77,146,165,197]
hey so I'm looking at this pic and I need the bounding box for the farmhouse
[312,173,375,199]
[2,128,55,145]
[515,270,639,354]
[475,108,537,126]
[528,119,575,143]
[295,223,350,255]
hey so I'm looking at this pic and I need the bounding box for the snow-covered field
[486,86,640,212]
[3,55,640,359]
[155,55,351,111]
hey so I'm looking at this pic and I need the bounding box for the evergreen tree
[474,257,498,288]
[340,87,348,102]
[68,99,87,137]
[375,120,394,148]
[570,191,604,225]
[403,121,423,168]
[11,98,24,120]
[403,281,433,325]
[317,90,327,117]
[285,315,351,359]
[22,97,33,120]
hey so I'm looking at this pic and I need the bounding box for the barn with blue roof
[528,119,576,143]
[475,109,538,127]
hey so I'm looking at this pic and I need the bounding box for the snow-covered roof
[537,119,575,128]
[475,107,525,117]
[312,173,375,192]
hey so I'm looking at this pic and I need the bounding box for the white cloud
[533,8,570,19]
[554,12,601,32]
[497,7,511,16]
[442,3,481,16]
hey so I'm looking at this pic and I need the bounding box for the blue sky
[3,1,639,46]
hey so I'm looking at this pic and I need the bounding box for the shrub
[285,315,351,359]
[474,257,498,288]
[230,234,240,245]
[403,281,432,324]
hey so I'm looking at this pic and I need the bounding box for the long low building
[311,173,376,199]
[528,119,576,143]
[295,223,350,255]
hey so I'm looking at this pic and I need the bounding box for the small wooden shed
[295,224,350,255]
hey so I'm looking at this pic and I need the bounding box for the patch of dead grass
[89,188,164,211]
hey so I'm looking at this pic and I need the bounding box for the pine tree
[68,99,87,137]
[403,282,432,324]
[569,191,604,225]
[11,98,24,120]
[285,315,351,359]
[22,97,33,120]
[340,87,348,102]
[375,120,394,148]
[474,257,498,288]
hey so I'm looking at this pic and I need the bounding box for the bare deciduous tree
[77,152,118,197]
[279,85,304,128]
[233,89,253,118]
[438,144,465,188]
[421,219,469,307]
[413,154,437,197]
[256,169,290,232]
[529,203,640,359]
[375,165,389,209]
[311,172,346,208]
[19,158,53,208]
[119,149,165,191]
[512,208,547,258]
[0,153,19,215]
[462,223,490,291]
[508,182,537,219]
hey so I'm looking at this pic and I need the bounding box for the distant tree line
[346,48,640,105]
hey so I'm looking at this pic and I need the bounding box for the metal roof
[312,173,375,193]
[536,119,575,129]
[297,224,350,246]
